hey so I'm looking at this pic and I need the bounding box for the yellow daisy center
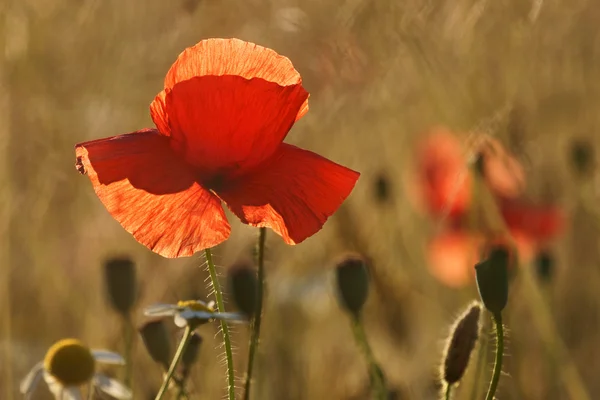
[43,339,95,386]
[177,300,214,312]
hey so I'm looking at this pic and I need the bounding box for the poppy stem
[243,227,267,400]
[483,313,503,400]
[350,314,387,400]
[123,315,133,390]
[205,248,236,400]
[155,325,192,400]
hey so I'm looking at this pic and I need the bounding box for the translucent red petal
[500,199,566,242]
[163,75,308,179]
[75,129,230,258]
[215,144,360,244]
[427,231,481,288]
[164,38,308,120]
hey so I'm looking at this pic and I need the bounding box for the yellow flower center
[177,300,214,312]
[43,339,95,386]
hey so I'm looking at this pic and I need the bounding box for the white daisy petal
[144,303,179,317]
[94,374,132,399]
[91,350,126,365]
[61,386,84,400]
[19,361,43,396]
[213,312,248,323]
[43,372,63,399]
[174,313,188,328]
[179,309,214,320]
[206,300,216,309]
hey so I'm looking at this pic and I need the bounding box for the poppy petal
[164,38,308,120]
[427,231,482,288]
[500,199,566,242]
[416,127,472,218]
[75,129,230,257]
[216,144,360,244]
[150,90,170,137]
[164,75,308,178]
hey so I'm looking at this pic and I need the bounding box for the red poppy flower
[426,198,565,288]
[410,127,525,219]
[75,38,360,258]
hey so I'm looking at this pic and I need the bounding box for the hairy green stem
[243,227,267,400]
[155,325,192,400]
[205,248,236,400]
[351,315,387,400]
[484,313,504,400]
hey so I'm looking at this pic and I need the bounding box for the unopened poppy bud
[472,151,486,178]
[181,332,202,379]
[441,302,482,385]
[228,263,258,318]
[535,250,554,283]
[475,246,509,315]
[373,172,392,204]
[335,254,370,317]
[103,256,138,316]
[569,139,594,177]
[139,320,171,371]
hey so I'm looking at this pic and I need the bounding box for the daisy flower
[144,300,246,328]
[20,338,131,400]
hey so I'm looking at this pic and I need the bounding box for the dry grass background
[3,0,600,399]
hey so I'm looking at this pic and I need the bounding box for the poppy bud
[181,332,202,380]
[569,139,594,177]
[139,320,171,371]
[441,302,482,385]
[335,254,370,317]
[228,262,258,318]
[373,172,392,204]
[475,246,509,315]
[472,151,486,178]
[535,250,554,283]
[103,256,138,316]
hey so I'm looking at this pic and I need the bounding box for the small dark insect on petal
[76,156,87,175]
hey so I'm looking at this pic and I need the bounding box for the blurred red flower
[75,38,360,258]
[411,127,525,219]
[412,128,565,287]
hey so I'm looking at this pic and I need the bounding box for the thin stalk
[205,248,236,400]
[444,384,452,400]
[243,227,267,400]
[123,316,133,389]
[469,318,489,400]
[484,313,504,400]
[155,325,192,400]
[351,315,387,400]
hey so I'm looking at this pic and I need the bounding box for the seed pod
[373,172,392,204]
[335,254,370,317]
[139,320,171,371]
[569,139,594,178]
[442,302,482,385]
[103,256,138,316]
[535,250,554,283]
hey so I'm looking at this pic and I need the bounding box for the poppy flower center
[177,300,214,313]
[43,339,95,386]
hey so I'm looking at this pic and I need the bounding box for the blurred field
[3,0,600,399]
